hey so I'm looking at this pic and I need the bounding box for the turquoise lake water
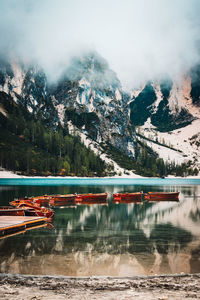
[0,177,200,186]
[0,178,200,276]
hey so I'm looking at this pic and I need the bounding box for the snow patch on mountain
[67,121,140,177]
[115,89,122,101]
[130,84,145,100]
[0,62,26,103]
[139,117,200,168]
[79,78,90,87]
[168,78,187,113]
[0,105,7,117]
[56,104,65,126]
[11,62,25,95]
[151,83,163,112]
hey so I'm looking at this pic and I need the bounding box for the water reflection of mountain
[0,185,200,276]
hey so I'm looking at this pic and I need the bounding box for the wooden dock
[0,215,47,238]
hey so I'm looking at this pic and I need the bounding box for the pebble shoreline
[1,273,200,300]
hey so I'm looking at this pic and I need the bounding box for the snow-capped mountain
[130,69,200,170]
[0,54,200,174]
[49,52,135,156]
[0,59,58,125]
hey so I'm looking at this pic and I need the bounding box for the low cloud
[0,0,200,89]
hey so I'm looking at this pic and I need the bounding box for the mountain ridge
[0,53,200,176]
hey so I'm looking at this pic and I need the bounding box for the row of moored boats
[0,191,179,219]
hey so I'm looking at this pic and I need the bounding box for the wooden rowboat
[75,193,108,203]
[113,192,143,203]
[13,196,52,206]
[15,194,76,206]
[0,207,25,216]
[10,199,40,207]
[11,201,54,219]
[144,192,179,201]
[49,194,76,204]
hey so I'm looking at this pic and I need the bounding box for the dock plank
[0,216,47,235]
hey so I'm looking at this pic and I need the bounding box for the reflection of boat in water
[76,199,108,205]
[113,192,143,203]
[75,193,108,204]
[0,206,25,216]
[144,192,180,201]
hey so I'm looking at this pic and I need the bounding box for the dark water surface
[0,178,200,276]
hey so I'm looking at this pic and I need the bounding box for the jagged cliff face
[0,59,58,125]
[130,65,200,132]
[49,53,135,155]
[130,77,197,132]
[130,70,200,168]
[0,54,200,170]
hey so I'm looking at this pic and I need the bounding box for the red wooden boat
[0,206,25,216]
[49,200,76,207]
[75,193,108,203]
[14,195,52,206]
[34,197,52,205]
[10,194,76,206]
[11,201,54,219]
[25,208,54,219]
[144,192,180,201]
[10,199,41,207]
[32,194,75,207]
[49,194,76,204]
[113,192,143,203]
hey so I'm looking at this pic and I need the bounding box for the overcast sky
[0,0,200,88]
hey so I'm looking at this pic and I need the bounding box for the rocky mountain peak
[49,52,133,154]
[60,51,121,91]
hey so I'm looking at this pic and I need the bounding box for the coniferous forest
[0,92,105,176]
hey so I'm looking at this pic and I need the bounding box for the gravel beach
[1,273,200,300]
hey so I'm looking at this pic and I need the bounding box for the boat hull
[113,192,143,203]
[144,192,179,201]
[17,194,76,206]
[0,207,24,216]
[11,201,54,218]
[49,195,76,205]
[75,193,107,203]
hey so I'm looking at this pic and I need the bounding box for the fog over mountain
[0,0,200,89]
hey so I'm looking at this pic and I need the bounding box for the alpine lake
[0,177,200,277]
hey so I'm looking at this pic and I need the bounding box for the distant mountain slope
[0,53,200,176]
[130,73,200,171]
